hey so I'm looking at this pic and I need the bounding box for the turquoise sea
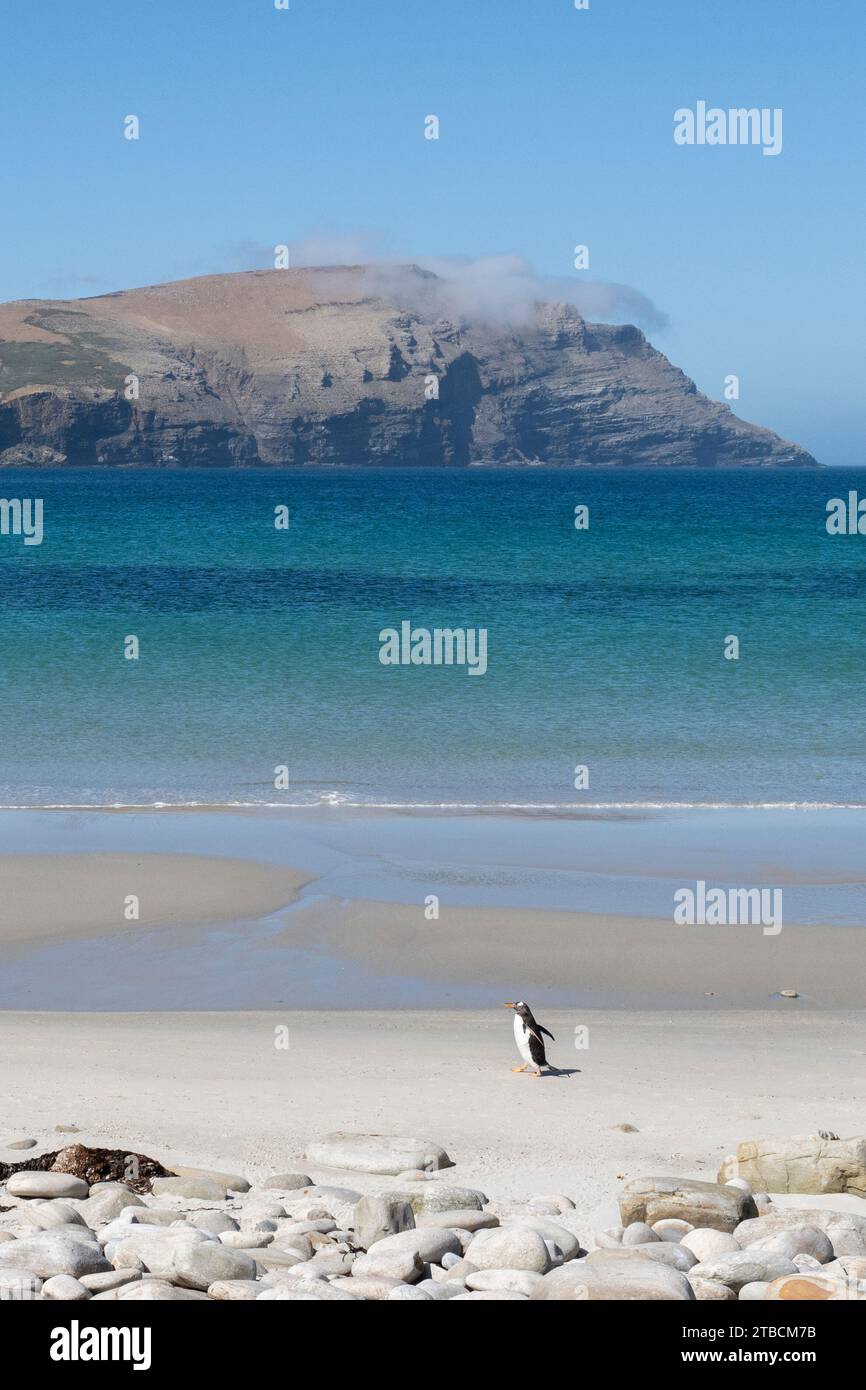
[0,466,864,809]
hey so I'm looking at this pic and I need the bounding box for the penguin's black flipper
[538,1025,555,1041]
[527,1030,548,1068]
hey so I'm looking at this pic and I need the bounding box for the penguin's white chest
[514,1013,534,1063]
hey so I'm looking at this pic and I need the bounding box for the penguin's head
[504,1000,530,1018]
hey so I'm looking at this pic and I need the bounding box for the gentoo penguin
[504,1000,554,1077]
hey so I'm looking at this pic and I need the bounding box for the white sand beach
[2,1009,863,1232]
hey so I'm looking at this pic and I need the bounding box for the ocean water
[0,466,864,808]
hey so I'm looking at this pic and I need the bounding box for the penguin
[504,1000,555,1077]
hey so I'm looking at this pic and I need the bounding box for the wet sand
[0,853,310,947]
[270,896,866,1009]
[0,813,864,1006]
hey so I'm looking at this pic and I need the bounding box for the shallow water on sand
[0,806,863,1009]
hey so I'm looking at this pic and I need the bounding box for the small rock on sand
[467,1227,551,1274]
[150,1176,227,1201]
[353,1196,415,1250]
[42,1274,91,1300]
[7,1172,89,1200]
[304,1133,452,1176]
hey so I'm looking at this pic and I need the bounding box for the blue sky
[1,0,863,463]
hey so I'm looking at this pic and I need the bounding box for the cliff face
[0,266,818,467]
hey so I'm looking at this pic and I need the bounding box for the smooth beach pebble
[439,1258,477,1282]
[368,1227,461,1266]
[207,1278,261,1300]
[738,1281,770,1300]
[688,1276,737,1301]
[20,1200,87,1231]
[261,1174,313,1191]
[2,1138,38,1150]
[465,1268,543,1296]
[735,1210,866,1256]
[467,1226,551,1274]
[417,1208,498,1232]
[681,1228,741,1261]
[724,1177,753,1195]
[764,1274,837,1301]
[531,1258,695,1301]
[0,1230,108,1280]
[259,1281,359,1301]
[330,1274,403,1300]
[242,1202,287,1220]
[590,1243,696,1272]
[453,1290,528,1300]
[530,1194,576,1214]
[748,1227,833,1264]
[41,1274,91,1300]
[415,1279,465,1299]
[188,1211,239,1236]
[689,1251,798,1290]
[77,1187,145,1227]
[508,1217,580,1261]
[652,1218,694,1241]
[277,1219,335,1235]
[79,1269,142,1293]
[304,1133,453,1176]
[220,1230,273,1249]
[239,1247,304,1272]
[119,1280,211,1301]
[7,1172,89,1200]
[353,1195,415,1250]
[622,1222,660,1246]
[169,1166,250,1194]
[352,1247,424,1284]
[170,1241,258,1290]
[593,1231,624,1250]
[150,1176,227,1201]
[793,1254,824,1272]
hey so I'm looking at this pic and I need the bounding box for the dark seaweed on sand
[0,1143,171,1193]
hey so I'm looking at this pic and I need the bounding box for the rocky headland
[0,266,818,469]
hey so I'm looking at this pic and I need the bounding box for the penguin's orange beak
[503,1001,516,1009]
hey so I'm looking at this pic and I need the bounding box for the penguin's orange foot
[511,1064,527,1073]
[531,1069,542,1078]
